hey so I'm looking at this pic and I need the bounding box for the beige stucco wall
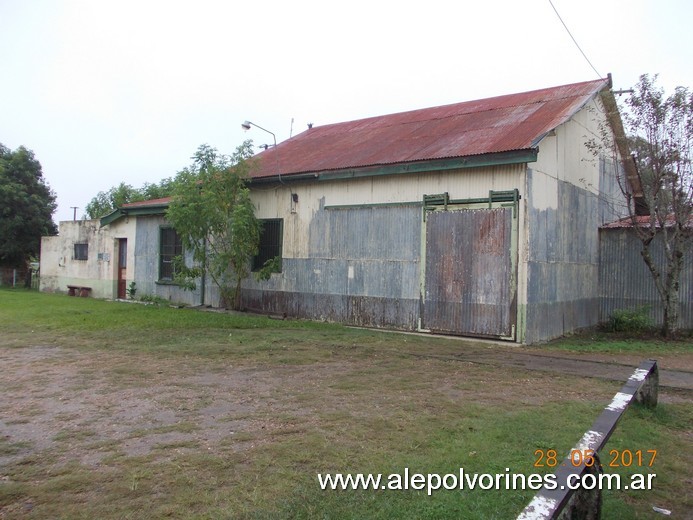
[40,218,136,299]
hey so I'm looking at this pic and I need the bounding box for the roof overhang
[249,148,538,185]
[100,203,169,227]
[598,88,646,212]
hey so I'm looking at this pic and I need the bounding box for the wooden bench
[517,359,658,520]
[67,285,92,297]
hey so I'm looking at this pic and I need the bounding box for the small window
[74,243,88,261]
[159,228,183,281]
[253,219,283,272]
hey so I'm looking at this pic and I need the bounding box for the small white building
[40,215,135,299]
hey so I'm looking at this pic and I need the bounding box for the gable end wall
[523,97,626,342]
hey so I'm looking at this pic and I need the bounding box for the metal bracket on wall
[488,189,519,218]
[422,192,449,220]
[422,189,521,220]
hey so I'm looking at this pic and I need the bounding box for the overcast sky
[1,0,691,223]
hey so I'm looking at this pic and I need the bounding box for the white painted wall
[531,96,606,199]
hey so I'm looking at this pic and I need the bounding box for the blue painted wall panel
[244,205,422,329]
[133,216,206,306]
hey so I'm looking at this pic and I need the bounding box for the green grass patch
[539,333,692,355]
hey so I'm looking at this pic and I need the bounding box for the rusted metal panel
[423,208,515,338]
[251,79,608,179]
[241,288,419,330]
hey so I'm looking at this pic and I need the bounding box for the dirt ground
[2,342,690,472]
[1,345,335,469]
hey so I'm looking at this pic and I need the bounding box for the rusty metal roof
[601,215,693,229]
[101,197,171,226]
[121,197,172,208]
[250,78,610,179]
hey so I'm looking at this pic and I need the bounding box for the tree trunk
[234,278,242,311]
[661,247,684,337]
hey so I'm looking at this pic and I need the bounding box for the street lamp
[242,120,297,212]
[241,120,276,149]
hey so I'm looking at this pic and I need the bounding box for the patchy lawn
[0,290,690,518]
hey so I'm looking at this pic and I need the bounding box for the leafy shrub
[139,294,171,306]
[126,281,137,299]
[606,306,653,333]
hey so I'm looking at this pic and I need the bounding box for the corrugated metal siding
[248,165,529,334]
[599,229,693,328]
[252,164,526,260]
[242,205,422,329]
[598,157,629,225]
[525,171,601,343]
[133,216,206,306]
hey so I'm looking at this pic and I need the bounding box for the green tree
[141,177,175,200]
[85,182,144,219]
[166,142,260,310]
[84,177,175,219]
[0,144,57,269]
[594,74,692,337]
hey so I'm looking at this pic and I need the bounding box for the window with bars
[73,243,88,261]
[253,219,283,272]
[159,227,183,281]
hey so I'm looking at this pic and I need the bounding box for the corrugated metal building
[45,77,647,344]
[242,77,626,343]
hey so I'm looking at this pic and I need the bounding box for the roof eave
[99,203,169,227]
[249,149,538,185]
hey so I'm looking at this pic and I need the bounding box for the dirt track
[444,348,693,390]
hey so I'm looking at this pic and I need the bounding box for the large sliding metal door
[423,207,516,339]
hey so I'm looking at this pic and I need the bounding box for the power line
[548,0,602,78]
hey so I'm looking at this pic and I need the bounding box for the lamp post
[241,120,297,212]
[241,120,276,149]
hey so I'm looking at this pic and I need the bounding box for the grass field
[0,289,690,518]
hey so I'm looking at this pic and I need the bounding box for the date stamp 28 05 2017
[533,448,657,469]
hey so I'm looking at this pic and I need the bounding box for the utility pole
[70,207,78,221]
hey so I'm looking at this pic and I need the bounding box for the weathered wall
[524,173,600,342]
[600,229,693,329]
[242,204,422,328]
[38,97,633,343]
[522,97,627,343]
[244,165,526,331]
[132,215,214,306]
[40,219,135,298]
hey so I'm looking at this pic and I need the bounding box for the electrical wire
[548,0,603,79]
